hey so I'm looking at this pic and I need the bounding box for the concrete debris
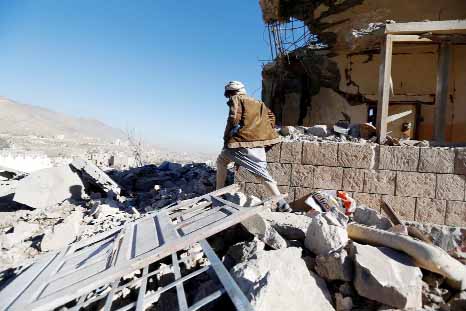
[71,158,121,196]
[353,243,423,309]
[315,249,353,282]
[1,221,40,249]
[305,125,329,137]
[405,221,466,261]
[304,213,348,256]
[241,214,288,249]
[353,206,393,230]
[261,211,312,240]
[231,247,335,311]
[13,165,85,209]
[225,238,265,266]
[40,210,83,251]
[0,165,27,180]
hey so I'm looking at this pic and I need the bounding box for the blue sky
[0,1,271,153]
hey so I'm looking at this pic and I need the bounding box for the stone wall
[235,141,466,226]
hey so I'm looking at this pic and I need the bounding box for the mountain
[0,97,126,141]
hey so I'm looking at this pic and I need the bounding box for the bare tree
[125,128,146,167]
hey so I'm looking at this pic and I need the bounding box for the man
[216,81,291,212]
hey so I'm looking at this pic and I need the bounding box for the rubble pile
[218,190,466,311]
[0,159,219,278]
[279,124,431,147]
[1,157,466,310]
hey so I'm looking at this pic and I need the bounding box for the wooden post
[376,34,393,143]
[433,42,452,143]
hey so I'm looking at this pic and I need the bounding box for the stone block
[446,201,466,227]
[342,168,365,192]
[454,148,466,175]
[235,166,261,183]
[266,143,281,162]
[291,164,314,187]
[353,193,382,212]
[418,148,455,173]
[302,142,338,166]
[396,172,436,198]
[382,195,416,221]
[268,163,292,186]
[338,143,378,169]
[415,198,446,225]
[436,174,465,201]
[314,166,343,190]
[379,146,419,171]
[364,170,396,195]
[280,141,303,164]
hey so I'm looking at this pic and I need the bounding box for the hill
[0,97,125,142]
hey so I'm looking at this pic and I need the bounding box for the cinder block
[364,170,396,195]
[382,195,416,221]
[314,166,343,190]
[446,201,466,227]
[396,172,436,198]
[302,142,338,166]
[353,192,382,212]
[235,166,261,183]
[338,143,378,169]
[291,164,314,187]
[415,198,446,225]
[379,146,419,171]
[454,148,466,175]
[268,163,292,186]
[342,168,365,192]
[280,141,303,163]
[266,143,281,162]
[436,174,465,201]
[418,148,455,173]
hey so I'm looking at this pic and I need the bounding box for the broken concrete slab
[353,206,392,230]
[353,243,423,309]
[231,247,335,311]
[226,238,265,265]
[241,215,287,249]
[261,211,312,240]
[13,165,84,209]
[1,221,40,249]
[41,210,83,251]
[315,249,353,282]
[71,158,121,196]
[304,213,348,256]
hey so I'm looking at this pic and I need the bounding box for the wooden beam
[433,42,452,143]
[385,20,466,35]
[376,34,393,143]
[391,35,432,42]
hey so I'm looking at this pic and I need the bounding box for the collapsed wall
[259,0,466,142]
[236,141,466,227]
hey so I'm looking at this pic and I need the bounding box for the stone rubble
[1,157,466,311]
[352,242,423,309]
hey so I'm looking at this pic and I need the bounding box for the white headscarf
[225,81,247,95]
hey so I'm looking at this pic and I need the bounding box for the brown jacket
[223,94,281,148]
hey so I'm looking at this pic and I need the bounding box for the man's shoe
[277,199,292,213]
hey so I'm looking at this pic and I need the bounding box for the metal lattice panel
[0,185,262,311]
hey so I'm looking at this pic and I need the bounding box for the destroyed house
[259,0,466,143]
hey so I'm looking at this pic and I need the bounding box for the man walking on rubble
[216,81,291,212]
